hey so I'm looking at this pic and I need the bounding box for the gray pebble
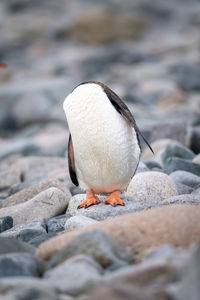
[0,286,58,300]
[0,216,13,233]
[64,215,98,231]
[0,253,43,278]
[0,218,47,243]
[0,187,68,226]
[47,230,132,271]
[170,170,200,188]
[161,194,200,206]
[67,194,150,221]
[161,144,195,164]
[144,160,162,170]
[44,255,103,296]
[28,232,57,247]
[164,157,200,176]
[0,237,35,255]
[175,182,194,195]
[47,214,72,233]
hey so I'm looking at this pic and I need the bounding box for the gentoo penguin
[63,81,153,208]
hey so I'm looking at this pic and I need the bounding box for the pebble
[0,277,57,298]
[161,194,200,206]
[32,123,68,157]
[102,245,185,289]
[0,179,71,208]
[64,215,98,231]
[126,171,178,203]
[44,255,103,296]
[0,139,38,161]
[171,62,200,91]
[0,286,59,300]
[0,253,43,278]
[141,138,181,161]
[29,232,58,247]
[0,156,68,190]
[164,157,200,176]
[161,144,195,164]
[175,183,194,195]
[0,216,13,233]
[0,188,68,226]
[0,218,47,243]
[36,204,200,263]
[66,194,153,221]
[144,160,162,170]
[87,283,161,300]
[11,91,52,127]
[0,1,200,298]
[0,237,35,255]
[141,121,187,150]
[47,214,72,233]
[46,230,132,271]
[170,170,200,188]
[167,243,200,300]
[8,182,31,196]
[65,12,148,44]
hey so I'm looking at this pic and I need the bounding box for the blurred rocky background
[0,1,200,299]
[0,0,200,156]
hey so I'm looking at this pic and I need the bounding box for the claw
[103,190,124,207]
[78,190,100,209]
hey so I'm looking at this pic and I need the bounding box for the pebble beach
[0,0,200,299]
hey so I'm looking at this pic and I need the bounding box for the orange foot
[78,190,101,209]
[103,190,125,207]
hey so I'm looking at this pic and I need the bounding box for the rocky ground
[0,0,200,299]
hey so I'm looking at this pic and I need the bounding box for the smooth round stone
[66,194,152,221]
[47,214,72,233]
[161,144,195,164]
[170,170,200,188]
[161,194,200,206]
[36,204,200,263]
[8,182,31,196]
[163,157,200,176]
[0,179,71,209]
[0,237,35,255]
[0,156,68,190]
[0,286,59,300]
[126,171,178,203]
[0,139,38,161]
[0,253,43,278]
[64,216,99,231]
[44,255,103,296]
[29,232,57,247]
[144,160,162,170]
[46,230,132,271]
[0,188,69,226]
[175,182,194,195]
[142,139,182,161]
[11,91,52,126]
[0,216,13,233]
[0,218,47,243]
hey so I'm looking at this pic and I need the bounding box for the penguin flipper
[68,134,78,186]
[101,83,154,154]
